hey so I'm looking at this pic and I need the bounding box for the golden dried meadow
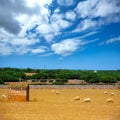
[0,88,120,120]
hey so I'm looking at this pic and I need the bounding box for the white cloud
[0,39,32,56]
[99,36,120,45]
[25,0,52,22]
[15,0,54,40]
[73,19,97,33]
[37,24,52,34]
[55,19,71,29]
[36,13,71,43]
[57,0,74,6]
[31,46,48,54]
[26,0,53,7]
[0,43,13,56]
[54,8,60,14]
[74,0,120,32]
[36,23,60,42]
[51,37,97,56]
[0,28,40,55]
[95,0,120,17]
[75,0,98,18]
[106,36,120,44]
[11,38,40,46]
[44,34,54,43]
[0,0,53,56]
[65,11,76,21]
[0,28,40,46]
[75,0,120,19]
[0,0,39,35]
[50,23,60,35]
[80,31,98,39]
[51,39,84,56]
[50,13,71,30]
[50,13,63,22]
[14,46,30,55]
[81,19,97,31]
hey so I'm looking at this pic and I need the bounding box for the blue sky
[0,0,120,70]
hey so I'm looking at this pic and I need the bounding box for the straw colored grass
[0,88,120,120]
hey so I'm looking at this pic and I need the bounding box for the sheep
[111,92,116,96]
[51,90,55,93]
[73,96,80,101]
[106,98,113,103]
[83,98,91,102]
[55,91,60,95]
[104,91,108,94]
[1,94,7,99]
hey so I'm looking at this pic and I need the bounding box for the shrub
[54,78,68,85]
[0,78,4,84]
[40,79,47,82]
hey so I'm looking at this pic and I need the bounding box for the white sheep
[1,94,7,99]
[111,92,116,96]
[55,91,60,95]
[51,90,55,93]
[73,96,80,101]
[83,98,91,102]
[106,98,113,103]
[104,91,108,94]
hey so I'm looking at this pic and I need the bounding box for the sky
[0,0,120,70]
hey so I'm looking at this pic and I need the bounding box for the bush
[54,81,65,85]
[0,79,4,84]
[48,79,54,82]
[40,79,47,82]
[54,78,68,85]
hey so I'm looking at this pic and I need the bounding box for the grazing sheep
[106,98,113,103]
[55,91,60,95]
[51,90,55,93]
[104,91,108,94]
[111,92,116,96]
[83,98,91,102]
[1,94,7,99]
[73,96,80,101]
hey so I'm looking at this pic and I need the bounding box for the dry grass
[0,88,120,120]
[25,73,37,76]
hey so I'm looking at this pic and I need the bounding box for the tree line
[0,67,120,84]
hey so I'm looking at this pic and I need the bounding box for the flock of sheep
[74,90,116,103]
[51,89,116,103]
[1,90,116,103]
[104,91,116,103]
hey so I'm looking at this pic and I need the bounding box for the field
[0,88,120,120]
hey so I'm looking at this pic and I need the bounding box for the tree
[0,78,4,84]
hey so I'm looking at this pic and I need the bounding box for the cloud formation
[0,0,120,56]
[57,0,74,6]
[74,0,120,32]
[0,0,38,35]
[51,39,81,56]
[106,36,120,44]
[31,46,48,54]
[51,38,95,56]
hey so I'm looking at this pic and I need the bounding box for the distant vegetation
[0,67,120,84]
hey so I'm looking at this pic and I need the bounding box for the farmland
[0,88,120,120]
